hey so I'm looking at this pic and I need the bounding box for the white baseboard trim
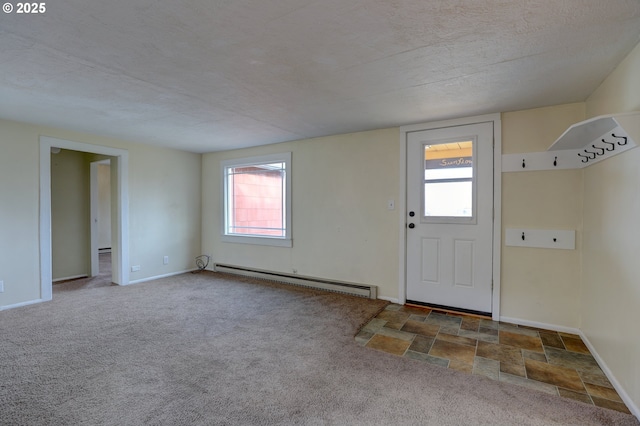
[53,274,89,283]
[578,331,640,420]
[378,296,400,304]
[0,298,47,311]
[501,315,638,420]
[127,269,198,285]
[499,316,580,335]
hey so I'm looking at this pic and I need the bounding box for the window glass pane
[423,140,473,218]
[424,167,472,180]
[424,181,472,217]
[226,163,286,237]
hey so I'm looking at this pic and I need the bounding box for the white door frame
[39,136,129,301]
[90,159,111,277]
[398,114,502,321]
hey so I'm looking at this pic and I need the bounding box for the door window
[423,140,475,221]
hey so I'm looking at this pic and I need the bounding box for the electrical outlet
[0,280,4,293]
[163,256,169,265]
[131,265,141,272]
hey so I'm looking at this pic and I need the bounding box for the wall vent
[214,264,377,299]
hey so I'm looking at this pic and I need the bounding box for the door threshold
[405,300,491,319]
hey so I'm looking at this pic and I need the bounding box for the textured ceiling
[1,0,639,152]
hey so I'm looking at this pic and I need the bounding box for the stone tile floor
[356,304,631,414]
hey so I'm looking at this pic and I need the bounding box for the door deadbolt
[409,211,415,217]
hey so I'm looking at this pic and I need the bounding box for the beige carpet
[1,272,637,425]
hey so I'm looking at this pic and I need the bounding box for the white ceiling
[1,1,639,153]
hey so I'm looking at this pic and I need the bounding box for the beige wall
[128,142,202,279]
[0,120,41,305]
[586,42,640,118]
[202,105,592,325]
[582,42,640,410]
[500,103,585,327]
[51,149,91,280]
[202,128,401,299]
[500,39,640,409]
[0,119,202,308]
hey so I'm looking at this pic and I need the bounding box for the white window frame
[221,152,292,247]
[421,135,478,225]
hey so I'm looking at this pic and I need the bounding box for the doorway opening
[50,150,116,290]
[91,159,112,279]
[39,136,129,302]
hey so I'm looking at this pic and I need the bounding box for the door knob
[408,223,415,229]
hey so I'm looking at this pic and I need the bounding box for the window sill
[221,235,292,248]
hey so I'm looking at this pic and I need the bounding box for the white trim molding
[499,316,580,335]
[39,136,130,304]
[579,332,640,420]
[378,296,400,304]
[0,298,47,311]
[52,274,89,283]
[220,152,293,248]
[128,269,198,285]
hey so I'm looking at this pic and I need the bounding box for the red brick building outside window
[226,163,285,237]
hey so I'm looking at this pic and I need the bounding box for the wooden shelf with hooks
[548,112,639,163]
[503,112,639,172]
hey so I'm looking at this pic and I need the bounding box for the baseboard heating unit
[214,264,377,299]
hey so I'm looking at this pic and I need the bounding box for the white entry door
[406,122,494,314]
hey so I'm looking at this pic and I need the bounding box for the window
[221,153,292,247]
[423,139,476,221]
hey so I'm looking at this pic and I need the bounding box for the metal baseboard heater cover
[214,264,377,299]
